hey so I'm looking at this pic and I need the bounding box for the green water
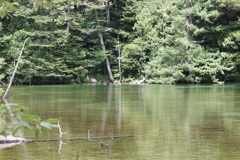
[1,84,240,160]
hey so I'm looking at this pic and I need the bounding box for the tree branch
[3,38,29,99]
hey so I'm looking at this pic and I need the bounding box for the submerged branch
[0,122,133,148]
[0,117,133,150]
[0,135,133,144]
[58,119,67,139]
[35,135,134,142]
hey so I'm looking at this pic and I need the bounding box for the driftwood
[125,77,146,84]
[0,135,31,144]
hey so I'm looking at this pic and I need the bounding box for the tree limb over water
[3,38,29,99]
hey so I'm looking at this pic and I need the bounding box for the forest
[0,0,240,85]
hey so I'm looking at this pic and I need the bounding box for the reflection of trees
[117,85,122,130]
[4,85,240,159]
[120,85,238,159]
[7,85,125,138]
[100,85,112,132]
[101,84,123,134]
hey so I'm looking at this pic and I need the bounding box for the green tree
[123,0,233,84]
[0,22,5,83]
[0,1,19,18]
[0,0,239,85]
[208,0,240,81]
[1,0,89,84]
[79,0,130,82]
[120,0,144,80]
[0,57,4,82]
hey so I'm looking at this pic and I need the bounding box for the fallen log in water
[0,120,133,149]
[0,135,32,144]
[0,135,32,149]
[34,135,134,142]
[0,135,133,144]
[0,134,133,150]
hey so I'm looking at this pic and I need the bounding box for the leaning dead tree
[95,9,115,82]
[3,38,29,99]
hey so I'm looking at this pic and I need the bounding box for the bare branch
[58,118,67,139]
[3,38,29,99]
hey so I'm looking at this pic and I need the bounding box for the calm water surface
[1,84,240,160]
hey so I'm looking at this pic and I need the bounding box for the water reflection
[0,84,240,159]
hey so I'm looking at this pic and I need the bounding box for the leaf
[40,122,53,130]
[19,119,31,129]
[23,114,41,123]
[51,124,59,128]
[12,127,20,135]
[46,118,59,124]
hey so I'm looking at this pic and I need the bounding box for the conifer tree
[1,0,90,84]
[124,0,233,84]
[0,0,239,84]
[212,0,240,81]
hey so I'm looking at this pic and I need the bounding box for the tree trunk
[185,0,194,79]
[95,9,114,82]
[187,0,193,25]
[117,36,122,82]
[3,38,29,99]
[66,0,70,33]
[106,0,110,27]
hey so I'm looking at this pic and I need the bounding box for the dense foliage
[0,0,240,84]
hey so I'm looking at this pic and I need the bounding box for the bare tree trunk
[3,38,29,99]
[105,0,110,27]
[117,36,122,82]
[95,9,114,82]
[106,58,114,82]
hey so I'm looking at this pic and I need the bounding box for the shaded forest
[0,0,240,85]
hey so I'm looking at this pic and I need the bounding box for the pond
[1,84,240,159]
